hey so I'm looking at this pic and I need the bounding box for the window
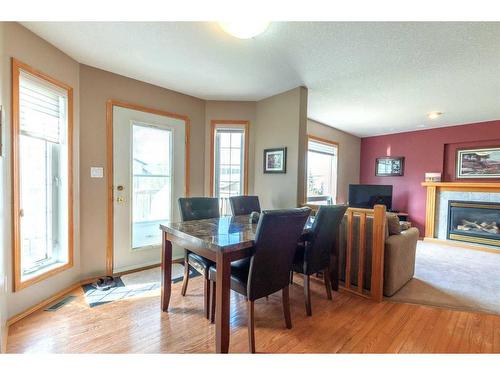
[132,123,172,249]
[306,137,338,205]
[210,121,249,215]
[12,59,73,291]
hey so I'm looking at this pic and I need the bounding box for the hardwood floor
[6,275,500,353]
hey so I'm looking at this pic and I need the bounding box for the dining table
[159,213,336,353]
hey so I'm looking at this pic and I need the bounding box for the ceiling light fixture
[218,21,270,39]
[427,111,443,120]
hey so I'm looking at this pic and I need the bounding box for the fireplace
[447,201,500,246]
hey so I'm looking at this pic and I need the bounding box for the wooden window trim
[308,134,339,148]
[12,58,74,292]
[304,134,340,206]
[209,120,250,197]
[106,100,191,275]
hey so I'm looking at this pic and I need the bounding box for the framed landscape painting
[456,147,500,178]
[263,147,287,173]
[375,157,404,176]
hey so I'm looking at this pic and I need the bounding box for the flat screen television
[348,184,393,210]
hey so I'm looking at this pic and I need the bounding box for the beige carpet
[390,240,500,315]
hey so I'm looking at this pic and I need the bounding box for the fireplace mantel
[421,181,500,253]
[422,181,500,192]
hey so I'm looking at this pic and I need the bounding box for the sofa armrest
[383,227,420,296]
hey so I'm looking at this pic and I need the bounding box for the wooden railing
[339,205,387,302]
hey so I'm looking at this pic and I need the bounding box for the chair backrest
[229,195,261,216]
[178,197,220,222]
[247,207,311,300]
[303,205,348,275]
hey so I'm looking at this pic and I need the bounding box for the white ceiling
[22,22,500,137]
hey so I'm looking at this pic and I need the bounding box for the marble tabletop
[160,214,313,252]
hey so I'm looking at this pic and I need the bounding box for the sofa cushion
[386,213,402,235]
[399,221,412,231]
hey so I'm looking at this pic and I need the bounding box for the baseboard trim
[1,325,7,354]
[112,262,161,277]
[423,237,500,255]
[113,258,184,278]
[6,277,100,328]
[6,259,184,329]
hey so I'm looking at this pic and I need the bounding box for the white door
[113,106,186,273]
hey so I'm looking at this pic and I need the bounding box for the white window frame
[210,120,249,215]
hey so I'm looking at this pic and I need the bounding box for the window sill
[305,201,330,206]
[15,260,73,292]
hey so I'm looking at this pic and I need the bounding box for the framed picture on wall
[456,147,500,178]
[375,157,404,176]
[263,147,287,173]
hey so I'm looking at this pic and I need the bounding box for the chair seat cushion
[188,252,214,277]
[208,258,251,297]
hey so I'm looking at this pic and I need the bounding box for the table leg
[161,232,172,312]
[215,251,231,353]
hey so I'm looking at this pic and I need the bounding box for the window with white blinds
[13,62,72,289]
[307,138,338,204]
[308,139,337,156]
[19,71,67,143]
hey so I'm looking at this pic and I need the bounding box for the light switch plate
[90,167,104,178]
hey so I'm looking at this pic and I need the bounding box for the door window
[132,123,172,249]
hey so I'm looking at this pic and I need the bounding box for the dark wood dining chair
[292,204,347,316]
[178,197,220,319]
[209,207,311,353]
[229,195,261,216]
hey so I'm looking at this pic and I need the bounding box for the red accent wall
[360,120,500,234]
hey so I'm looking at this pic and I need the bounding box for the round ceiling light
[218,21,270,39]
[427,111,443,120]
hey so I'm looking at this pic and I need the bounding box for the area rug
[83,264,200,307]
[390,240,500,315]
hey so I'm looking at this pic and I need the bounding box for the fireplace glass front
[447,201,500,247]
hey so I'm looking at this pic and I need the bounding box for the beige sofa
[338,214,419,297]
[382,227,419,296]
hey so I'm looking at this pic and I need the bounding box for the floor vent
[44,295,77,311]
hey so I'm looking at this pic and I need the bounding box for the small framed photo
[264,147,287,174]
[376,157,404,176]
[456,147,500,178]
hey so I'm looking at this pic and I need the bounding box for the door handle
[116,196,126,203]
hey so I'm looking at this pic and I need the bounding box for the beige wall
[204,101,256,195]
[1,22,81,317]
[307,119,361,204]
[79,65,206,277]
[253,87,308,209]
[0,23,315,322]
